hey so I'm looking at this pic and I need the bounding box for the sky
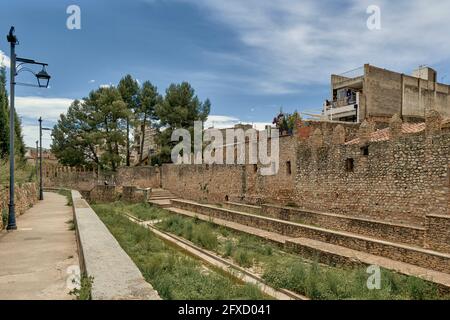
[2,0,450,148]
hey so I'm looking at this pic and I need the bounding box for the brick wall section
[0,183,38,229]
[161,135,297,204]
[261,204,425,246]
[295,131,450,226]
[114,167,160,189]
[426,214,450,253]
[170,199,450,273]
[44,166,161,191]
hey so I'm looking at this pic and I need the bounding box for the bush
[223,241,234,258]
[192,223,218,250]
[233,249,252,268]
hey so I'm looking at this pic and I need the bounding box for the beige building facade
[324,64,450,123]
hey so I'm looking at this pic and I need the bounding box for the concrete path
[0,192,79,300]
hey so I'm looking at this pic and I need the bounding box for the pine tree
[155,82,210,163]
[118,75,139,167]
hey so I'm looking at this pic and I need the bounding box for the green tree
[136,81,161,162]
[118,75,139,167]
[51,99,102,168]
[155,82,210,164]
[0,66,25,160]
[0,67,9,158]
[51,87,130,171]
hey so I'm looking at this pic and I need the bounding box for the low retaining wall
[260,204,426,247]
[71,190,160,300]
[0,183,38,230]
[171,199,450,273]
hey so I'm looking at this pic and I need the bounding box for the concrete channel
[122,212,308,301]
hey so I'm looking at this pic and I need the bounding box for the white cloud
[182,0,450,93]
[89,79,96,83]
[100,83,113,88]
[205,115,240,128]
[205,115,271,130]
[15,96,74,122]
[14,96,74,148]
[0,50,10,68]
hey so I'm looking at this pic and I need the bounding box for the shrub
[192,223,218,250]
[223,240,234,258]
[233,249,252,268]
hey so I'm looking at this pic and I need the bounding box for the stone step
[223,202,262,215]
[221,201,425,247]
[149,196,174,201]
[149,199,172,208]
[151,192,173,197]
[171,199,450,274]
[166,206,450,292]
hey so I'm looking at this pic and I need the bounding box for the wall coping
[71,190,160,300]
[262,203,426,231]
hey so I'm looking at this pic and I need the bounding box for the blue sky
[2,0,450,148]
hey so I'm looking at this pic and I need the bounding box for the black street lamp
[38,117,52,201]
[6,26,51,230]
[35,140,39,186]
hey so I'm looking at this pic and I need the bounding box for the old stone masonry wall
[0,183,38,230]
[42,111,450,254]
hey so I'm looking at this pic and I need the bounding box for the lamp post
[35,140,39,186]
[39,117,52,201]
[6,26,51,230]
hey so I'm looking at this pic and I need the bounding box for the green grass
[58,189,73,206]
[92,201,450,300]
[92,203,267,300]
[69,275,93,300]
[0,160,37,186]
[66,219,75,231]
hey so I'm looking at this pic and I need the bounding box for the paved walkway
[0,192,79,300]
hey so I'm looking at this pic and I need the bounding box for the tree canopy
[51,78,210,170]
[0,66,26,160]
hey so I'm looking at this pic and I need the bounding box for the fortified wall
[44,165,161,191]
[43,112,450,253]
[160,114,450,226]
[0,183,38,230]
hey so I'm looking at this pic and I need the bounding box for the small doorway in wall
[225,195,229,202]
[286,161,292,175]
[345,158,354,172]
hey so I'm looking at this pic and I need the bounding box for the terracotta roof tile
[345,122,426,145]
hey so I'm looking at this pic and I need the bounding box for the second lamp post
[38,117,52,201]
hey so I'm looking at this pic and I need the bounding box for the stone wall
[44,166,161,192]
[41,113,450,253]
[160,118,450,228]
[294,113,450,227]
[161,135,297,204]
[0,183,38,229]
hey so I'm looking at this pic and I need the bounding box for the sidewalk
[0,192,79,300]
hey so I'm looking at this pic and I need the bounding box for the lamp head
[36,66,51,88]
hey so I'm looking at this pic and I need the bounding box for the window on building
[286,161,292,175]
[346,158,354,172]
[361,146,369,156]
[253,164,258,173]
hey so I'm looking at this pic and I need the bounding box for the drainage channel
[122,212,308,301]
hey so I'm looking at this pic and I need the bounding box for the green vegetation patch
[58,189,73,206]
[92,203,266,300]
[0,160,37,186]
[93,201,450,300]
